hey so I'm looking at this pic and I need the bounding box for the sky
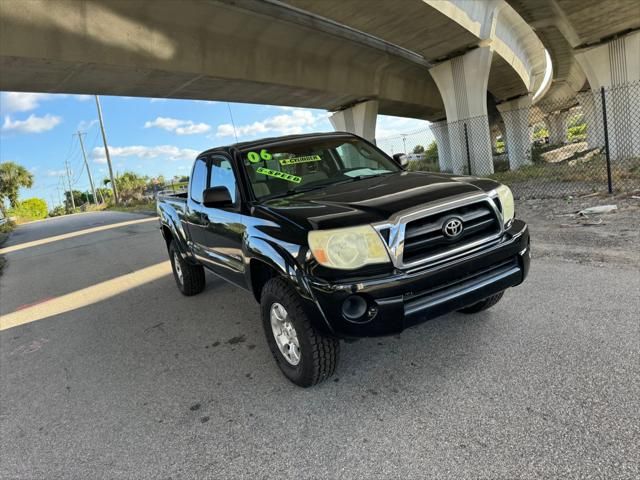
[0,92,431,208]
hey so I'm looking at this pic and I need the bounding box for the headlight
[495,184,515,225]
[308,225,390,270]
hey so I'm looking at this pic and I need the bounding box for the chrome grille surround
[373,192,504,270]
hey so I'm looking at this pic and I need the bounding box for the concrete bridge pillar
[329,100,378,143]
[429,47,494,175]
[497,95,533,170]
[546,111,569,145]
[576,91,605,149]
[575,30,640,160]
[429,120,452,172]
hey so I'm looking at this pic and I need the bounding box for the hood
[254,171,498,231]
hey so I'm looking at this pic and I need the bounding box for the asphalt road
[1,212,638,479]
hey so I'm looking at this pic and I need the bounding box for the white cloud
[46,169,66,177]
[91,144,199,164]
[216,109,328,139]
[0,92,89,115]
[0,92,51,113]
[144,116,211,135]
[78,119,98,131]
[149,98,167,103]
[2,114,62,133]
[375,115,430,139]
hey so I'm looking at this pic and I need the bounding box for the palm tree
[0,161,34,210]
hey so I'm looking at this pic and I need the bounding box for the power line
[64,159,75,210]
[74,131,98,204]
[226,102,239,143]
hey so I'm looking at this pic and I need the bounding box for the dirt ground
[518,191,640,267]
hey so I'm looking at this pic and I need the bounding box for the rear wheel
[169,240,205,296]
[261,278,339,387]
[458,291,504,313]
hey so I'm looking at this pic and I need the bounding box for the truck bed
[157,191,188,216]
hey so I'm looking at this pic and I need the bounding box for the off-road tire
[169,240,205,296]
[458,291,504,313]
[261,278,339,387]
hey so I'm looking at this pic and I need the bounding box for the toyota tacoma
[157,132,530,387]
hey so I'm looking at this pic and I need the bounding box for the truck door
[194,154,246,287]
[185,156,209,253]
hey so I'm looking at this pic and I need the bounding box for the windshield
[240,137,400,200]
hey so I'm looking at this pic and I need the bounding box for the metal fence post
[463,123,472,175]
[600,86,613,194]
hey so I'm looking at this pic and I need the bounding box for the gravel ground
[518,192,640,267]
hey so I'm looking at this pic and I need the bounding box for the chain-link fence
[377,80,640,199]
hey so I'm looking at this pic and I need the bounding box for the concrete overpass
[0,0,550,175]
[4,0,635,173]
[0,0,447,121]
[506,0,640,156]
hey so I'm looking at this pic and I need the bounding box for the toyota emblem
[443,217,464,238]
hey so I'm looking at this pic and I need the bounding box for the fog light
[342,295,368,321]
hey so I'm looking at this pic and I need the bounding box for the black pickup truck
[157,132,530,387]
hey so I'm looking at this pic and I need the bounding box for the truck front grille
[401,200,502,266]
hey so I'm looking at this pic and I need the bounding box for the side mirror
[202,186,233,208]
[392,153,409,167]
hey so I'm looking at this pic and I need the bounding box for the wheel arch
[245,237,335,336]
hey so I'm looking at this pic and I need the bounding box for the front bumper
[308,219,530,337]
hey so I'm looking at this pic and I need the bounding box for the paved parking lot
[1,212,638,479]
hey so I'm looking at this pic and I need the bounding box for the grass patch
[106,200,157,215]
[0,220,15,275]
[490,156,640,185]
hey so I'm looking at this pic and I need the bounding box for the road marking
[0,261,171,331]
[0,217,158,255]
[15,297,55,311]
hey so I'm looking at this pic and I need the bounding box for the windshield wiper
[259,173,393,201]
[344,171,394,182]
[286,179,354,195]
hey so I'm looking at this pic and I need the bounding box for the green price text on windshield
[256,167,301,184]
[247,149,273,163]
[279,155,322,166]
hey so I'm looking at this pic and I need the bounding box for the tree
[424,140,438,163]
[96,187,113,203]
[413,145,425,154]
[0,161,34,210]
[105,172,148,203]
[64,190,84,210]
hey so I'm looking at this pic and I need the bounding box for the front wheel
[458,291,504,313]
[261,278,339,387]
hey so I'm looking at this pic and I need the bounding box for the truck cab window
[190,158,208,203]
[209,157,237,205]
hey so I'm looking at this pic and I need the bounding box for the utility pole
[64,160,76,210]
[75,131,98,204]
[95,95,119,204]
[56,178,63,206]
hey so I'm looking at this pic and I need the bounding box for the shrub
[49,205,66,217]
[9,197,48,222]
[567,124,587,142]
[105,172,148,203]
